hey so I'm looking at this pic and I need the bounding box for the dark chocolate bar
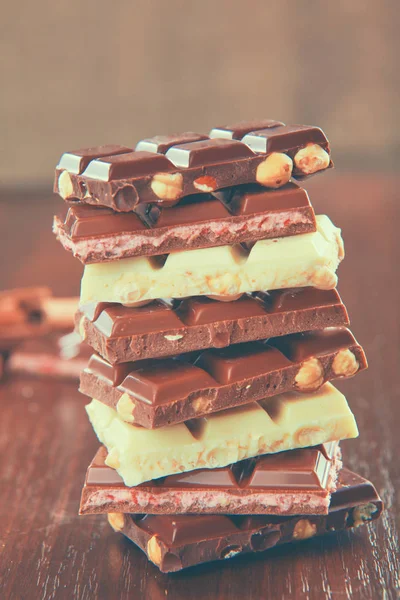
[7,331,91,381]
[54,121,332,211]
[53,182,316,263]
[77,288,350,364]
[80,442,341,516]
[79,327,367,429]
[107,468,383,572]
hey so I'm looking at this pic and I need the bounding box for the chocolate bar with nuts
[107,468,382,572]
[79,327,366,429]
[0,287,78,350]
[77,287,350,364]
[53,182,317,263]
[85,383,358,486]
[80,215,343,305]
[80,442,342,516]
[54,121,332,211]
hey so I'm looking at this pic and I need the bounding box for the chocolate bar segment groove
[53,182,316,263]
[77,288,350,364]
[54,121,332,210]
[79,215,343,305]
[109,469,382,572]
[85,383,358,486]
[80,442,341,516]
[79,327,366,429]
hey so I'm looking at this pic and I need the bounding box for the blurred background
[1,0,398,187]
[0,0,398,295]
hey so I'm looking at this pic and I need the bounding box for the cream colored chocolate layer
[80,215,343,305]
[85,383,357,487]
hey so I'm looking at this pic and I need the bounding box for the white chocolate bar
[80,215,344,305]
[85,383,358,487]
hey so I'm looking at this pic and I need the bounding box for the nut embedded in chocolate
[150,172,183,201]
[85,383,358,486]
[76,288,351,364]
[294,144,330,175]
[193,176,217,192]
[255,153,293,188]
[79,442,342,516]
[293,519,317,540]
[79,215,344,305]
[295,357,324,391]
[104,469,382,572]
[147,536,163,566]
[54,121,333,211]
[58,170,74,199]
[107,512,125,532]
[79,326,366,429]
[332,349,359,377]
[53,181,318,263]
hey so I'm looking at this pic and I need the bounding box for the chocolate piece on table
[76,287,350,364]
[54,121,332,210]
[53,182,317,263]
[79,215,343,305]
[80,441,342,516]
[85,382,358,486]
[108,468,382,573]
[0,287,78,350]
[79,327,366,429]
[7,332,91,381]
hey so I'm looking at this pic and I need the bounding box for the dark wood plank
[0,173,399,599]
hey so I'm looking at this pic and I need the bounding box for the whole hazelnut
[256,153,293,188]
[293,519,317,540]
[294,144,330,175]
[147,535,163,566]
[295,358,324,391]
[107,513,125,532]
[58,171,74,199]
[151,172,183,200]
[332,349,359,377]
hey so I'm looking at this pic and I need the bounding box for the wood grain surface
[0,173,399,599]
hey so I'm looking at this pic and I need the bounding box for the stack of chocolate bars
[53,120,382,572]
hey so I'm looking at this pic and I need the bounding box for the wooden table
[0,174,399,600]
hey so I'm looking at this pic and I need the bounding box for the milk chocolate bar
[53,182,317,263]
[54,121,332,210]
[7,332,91,381]
[80,215,343,305]
[85,383,358,486]
[80,327,366,429]
[80,442,342,516]
[0,287,78,350]
[77,288,349,364]
[108,469,382,572]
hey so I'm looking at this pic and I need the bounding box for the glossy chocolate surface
[136,133,208,154]
[85,442,338,490]
[57,182,312,238]
[57,145,131,175]
[77,288,351,364]
[79,326,367,428]
[54,121,332,210]
[116,469,383,572]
